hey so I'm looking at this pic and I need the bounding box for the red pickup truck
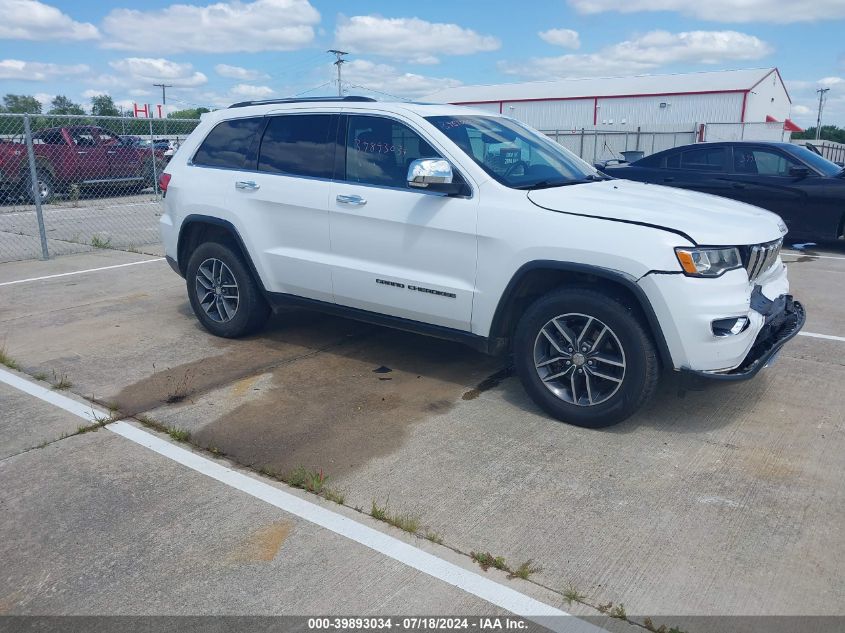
[0,125,166,204]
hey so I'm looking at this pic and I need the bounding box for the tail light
[159,172,171,193]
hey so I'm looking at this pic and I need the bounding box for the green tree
[792,125,845,143]
[2,94,43,114]
[169,107,211,119]
[48,95,85,115]
[90,94,120,117]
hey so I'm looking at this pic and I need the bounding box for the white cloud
[499,30,772,79]
[335,15,500,64]
[129,88,152,97]
[230,84,275,98]
[818,77,844,87]
[0,59,89,81]
[791,105,812,115]
[568,0,845,23]
[342,59,462,98]
[102,0,319,53]
[82,89,109,99]
[214,64,269,81]
[108,58,208,87]
[0,0,98,41]
[539,28,581,49]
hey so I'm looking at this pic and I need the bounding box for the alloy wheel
[195,258,240,323]
[533,312,626,406]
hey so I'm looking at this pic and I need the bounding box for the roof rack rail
[228,96,377,109]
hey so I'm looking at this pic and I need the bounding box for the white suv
[159,96,805,427]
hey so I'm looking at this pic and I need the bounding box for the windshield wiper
[515,174,610,190]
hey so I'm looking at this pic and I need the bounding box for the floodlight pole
[328,50,348,96]
[815,88,830,140]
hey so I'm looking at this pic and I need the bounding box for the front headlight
[675,246,742,277]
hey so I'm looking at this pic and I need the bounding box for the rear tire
[185,241,270,338]
[24,169,54,204]
[513,287,659,428]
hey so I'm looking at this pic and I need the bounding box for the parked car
[159,97,804,428]
[603,141,845,241]
[0,126,166,203]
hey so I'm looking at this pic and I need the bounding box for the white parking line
[0,366,600,632]
[0,258,165,287]
[799,331,845,343]
[782,251,845,261]
[0,367,106,422]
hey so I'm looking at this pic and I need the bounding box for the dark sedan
[604,141,845,241]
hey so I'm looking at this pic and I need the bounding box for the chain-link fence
[0,112,200,263]
[541,121,793,164]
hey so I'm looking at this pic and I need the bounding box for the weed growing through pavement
[609,604,627,620]
[424,530,444,545]
[508,559,543,580]
[471,551,508,572]
[370,499,421,534]
[0,344,19,369]
[563,584,586,605]
[51,369,72,390]
[90,235,112,249]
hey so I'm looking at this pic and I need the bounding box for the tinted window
[733,148,798,176]
[680,148,724,171]
[666,153,681,169]
[194,117,263,169]
[258,114,337,178]
[345,115,441,188]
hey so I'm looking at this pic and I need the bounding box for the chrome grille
[742,239,782,282]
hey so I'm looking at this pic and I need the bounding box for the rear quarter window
[193,117,263,169]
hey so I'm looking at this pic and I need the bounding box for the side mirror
[789,166,810,178]
[407,158,463,194]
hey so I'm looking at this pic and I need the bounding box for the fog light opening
[712,317,750,337]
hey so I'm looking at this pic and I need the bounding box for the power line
[327,50,348,97]
[342,81,411,102]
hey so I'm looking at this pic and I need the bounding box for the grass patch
[90,235,112,249]
[609,604,627,620]
[424,530,444,545]
[563,584,586,606]
[33,371,48,381]
[322,488,346,505]
[286,466,328,494]
[508,559,542,580]
[370,499,421,534]
[0,345,19,370]
[51,369,72,390]
[168,427,191,442]
[471,551,508,572]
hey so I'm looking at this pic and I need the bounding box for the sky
[0,0,843,127]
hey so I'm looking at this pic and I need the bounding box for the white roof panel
[425,68,778,103]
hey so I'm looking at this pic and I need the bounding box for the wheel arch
[488,261,673,368]
[176,215,266,292]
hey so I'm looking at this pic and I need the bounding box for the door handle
[336,194,367,206]
[731,183,746,189]
[663,177,675,182]
[76,150,88,155]
[235,180,260,191]
[107,150,117,154]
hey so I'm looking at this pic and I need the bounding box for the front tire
[24,170,54,204]
[185,241,270,338]
[514,288,659,428]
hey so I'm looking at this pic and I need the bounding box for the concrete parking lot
[1,242,843,632]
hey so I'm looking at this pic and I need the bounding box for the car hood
[527,179,786,246]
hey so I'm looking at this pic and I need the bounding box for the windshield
[789,145,843,177]
[426,115,599,189]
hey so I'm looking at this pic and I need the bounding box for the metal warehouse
[425,67,801,136]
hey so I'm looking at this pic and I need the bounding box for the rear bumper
[682,296,805,381]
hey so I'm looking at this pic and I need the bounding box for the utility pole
[815,87,830,141]
[153,83,172,137]
[328,50,348,96]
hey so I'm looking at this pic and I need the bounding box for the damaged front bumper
[682,291,805,381]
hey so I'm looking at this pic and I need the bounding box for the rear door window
[679,148,725,171]
[732,148,799,176]
[193,117,263,169]
[257,114,338,179]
